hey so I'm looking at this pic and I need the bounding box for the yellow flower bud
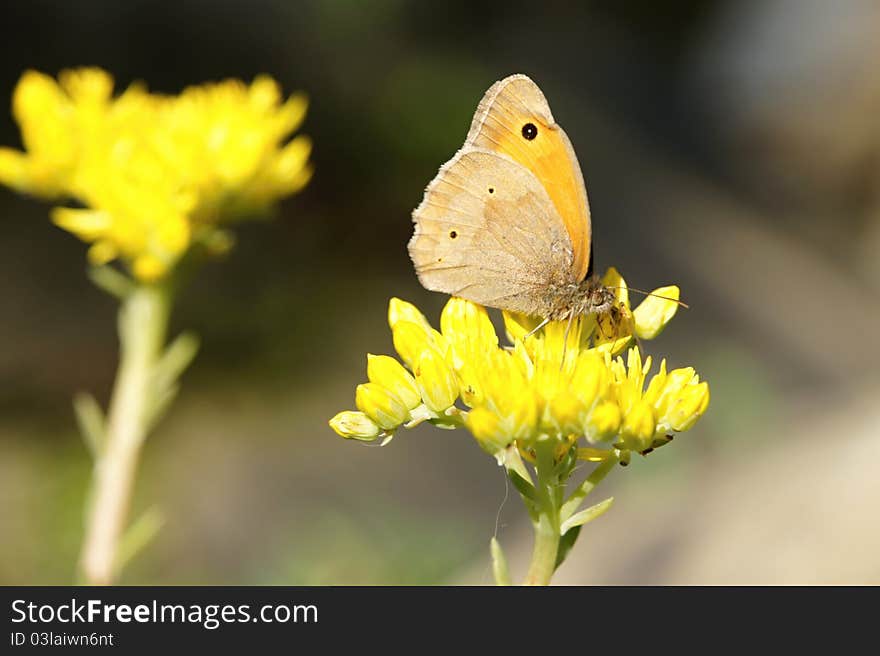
[156,214,190,255]
[441,297,498,349]
[466,407,511,454]
[328,411,381,441]
[87,240,118,266]
[52,208,112,241]
[277,134,312,174]
[355,383,409,430]
[501,310,535,343]
[58,67,114,103]
[392,320,431,369]
[585,400,621,442]
[276,92,309,133]
[388,297,431,331]
[666,382,710,431]
[571,353,607,408]
[415,349,459,413]
[546,391,582,434]
[652,366,697,417]
[620,399,656,451]
[455,362,484,408]
[633,285,679,340]
[13,69,54,107]
[441,298,498,377]
[0,148,28,192]
[510,395,540,443]
[367,354,421,409]
[133,255,168,282]
[642,359,668,406]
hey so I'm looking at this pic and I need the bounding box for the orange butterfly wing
[464,74,593,281]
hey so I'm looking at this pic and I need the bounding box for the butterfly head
[586,284,616,315]
[545,277,616,321]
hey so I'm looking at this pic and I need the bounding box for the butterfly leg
[524,318,550,339]
[560,313,575,370]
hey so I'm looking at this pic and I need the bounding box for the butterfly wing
[465,74,593,281]
[408,148,574,315]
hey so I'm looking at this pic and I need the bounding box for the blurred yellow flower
[329,269,709,465]
[0,67,312,280]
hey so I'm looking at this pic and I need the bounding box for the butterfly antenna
[605,285,690,309]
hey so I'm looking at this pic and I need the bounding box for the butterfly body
[542,277,616,321]
[409,74,614,321]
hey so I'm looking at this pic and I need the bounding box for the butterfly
[408,74,615,327]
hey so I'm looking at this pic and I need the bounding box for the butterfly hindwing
[408,148,574,316]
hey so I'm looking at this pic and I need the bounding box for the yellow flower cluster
[0,68,312,280]
[330,269,709,463]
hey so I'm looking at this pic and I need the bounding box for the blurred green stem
[78,282,171,585]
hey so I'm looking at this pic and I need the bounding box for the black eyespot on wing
[522,123,537,140]
[449,230,457,239]
[488,187,494,194]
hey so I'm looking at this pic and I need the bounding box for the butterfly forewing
[464,75,593,281]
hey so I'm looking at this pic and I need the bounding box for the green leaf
[144,332,199,432]
[501,444,532,486]
[508,468,538,503]
[490,537,510,586]
[560,497,614,535]
[144,382,180,435]
[114,507,165,577]
[553,444,578,478]
[73,392,105,457]
[88,265,134,300]
[554,525,582,571]
[560,457,617,522]
[153,331,200,394]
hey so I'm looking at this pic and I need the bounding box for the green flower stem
[523,443,562,586]
[523,511,561,585]
[519,447,619,585]
[78,282,171,585]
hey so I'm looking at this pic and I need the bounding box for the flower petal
[633,285,680,339]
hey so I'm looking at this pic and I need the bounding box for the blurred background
[2,0,879,584]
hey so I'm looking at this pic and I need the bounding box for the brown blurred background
[1,0,878,584]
